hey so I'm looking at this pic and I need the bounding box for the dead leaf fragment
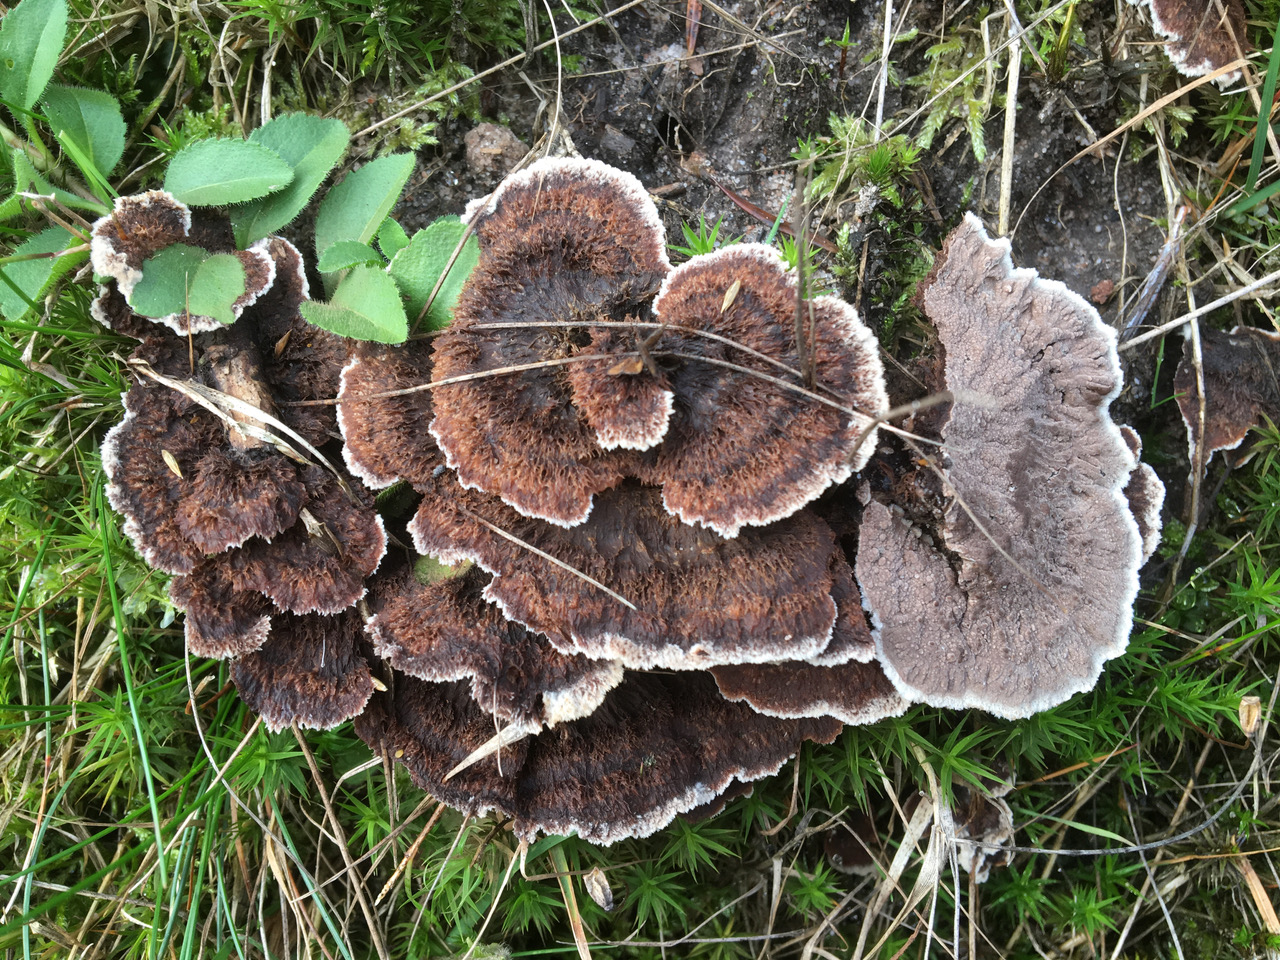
[584,866,613,911]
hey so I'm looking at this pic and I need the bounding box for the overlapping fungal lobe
[1118,426,1166,564]
[632,244,889,537]
[229,606,375,732]
[1175,325,1280,468]
[169,558,272,658]
[356,669,841,844]
[856,214,1147,719]
[101,337,305,574]
[410,477,843,670]
[429,157,671,526]
[367,566,622,731]
[709,553,908,725]
[337,338,443,490]
[1128,0,1250,83]
[167,465,386,654]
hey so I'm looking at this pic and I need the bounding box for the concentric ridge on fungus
[639,242,888,536]
[429,157,672,527]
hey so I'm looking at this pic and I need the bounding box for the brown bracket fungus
[1175,324,1280,470]
[856,214,1163,718]
[229,606,376,732]
[356,669,840,844]
[409,478,847,670]
[429,157,671,526]
[1119,425,1166,564]
[1128,0,1250,83]
[368,565,623,735]
[637,244,888,537]
[98,198,386,732]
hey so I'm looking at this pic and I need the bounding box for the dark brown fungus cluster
[334,157,903,841]
[98,191,381,731]
[856,214,1164,719]
[103,160,1168,846]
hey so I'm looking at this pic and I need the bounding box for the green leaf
[1034,814,1132,846]
[0,225,85,320]
[314,153,414,266]
[231,113,350,246]
[387,217,479,330]
[164,139,294,207]
[129,244,247,326]
[0,0,67,111]
[377,216,410,258]
[41,84,126,180]
[317,239,381,273]
[299,265,407,343]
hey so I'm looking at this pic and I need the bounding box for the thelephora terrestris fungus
[338,339,443,491]
[1174,325,1280,470]
[1127,0,1250,83]
[429,157,672,527]
[856,214,1164,718]
[368,565,623,734]
[1118,425,1166,564]
[409,477,847,670]
[636,243,888,537]
[355,669,840,844]
[229,605,376,732]
[98,195,386,732]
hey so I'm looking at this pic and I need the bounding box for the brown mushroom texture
[356,669,841,844]
[1129,0,1250,83]
[429,157,671,527]
[638,243,888,537]
[1174,325,1280,469]
[856,214,1161,719]
[367,565,623,732]
[409,477,846,670]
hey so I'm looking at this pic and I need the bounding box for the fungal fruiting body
[102,160,1165,845]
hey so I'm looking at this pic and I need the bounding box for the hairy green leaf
[0,0,67,111]
[377,216,410,259]
[299,265,407,343]
[314,153,414,266]
[317,239,381,273]
[164,139,294,207]
[129,244,246,326]
[0,225,84,320]
[387,216,479,330]
[231,113,350,246]
[41,84,126,180]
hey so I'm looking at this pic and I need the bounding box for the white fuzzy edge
[337,355,399,490]
[652,244,888,536]
[866,212,1144,720]
[90,190,193,298]
[427,416,596,527]
[593,388,674,451]
[540,659,625,726]
[1125,0,1243,85]
[461,156,671,272]
[713,679,909,726]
